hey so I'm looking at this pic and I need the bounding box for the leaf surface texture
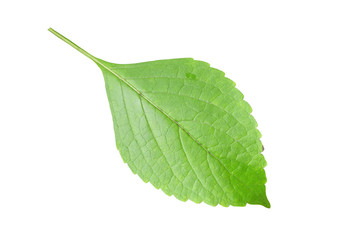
[49,28,270,208]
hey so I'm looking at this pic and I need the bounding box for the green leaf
[49,28,270,208]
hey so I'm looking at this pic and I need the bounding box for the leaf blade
[49,28,270,208]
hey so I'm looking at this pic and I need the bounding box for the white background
[1,0,359,239]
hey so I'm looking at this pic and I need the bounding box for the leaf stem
[48,28,96,61]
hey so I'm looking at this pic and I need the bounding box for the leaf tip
[259,192,271,208]
[263,198,271,208]
[248,186,271,208]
